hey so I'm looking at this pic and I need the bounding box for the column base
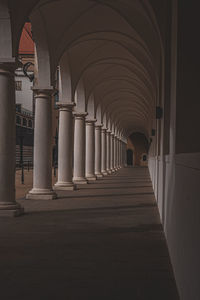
[54,182,77,191]
[26,189,57,200]
[73,177,88,184]
[0,203,24,217]
[86,175,97,181]
[107,170,112,175]
[111,169,116,173]
[95,173,104,178]
[102,170,108,176]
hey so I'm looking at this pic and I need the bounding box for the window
[15,81,22,91]
[16,104,21,112]
[22,118,27,127]
[28,120,33,128]
[16,116,21,125]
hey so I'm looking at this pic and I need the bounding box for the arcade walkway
[0,168,179,300]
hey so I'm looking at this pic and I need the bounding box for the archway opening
[127,149,133,166]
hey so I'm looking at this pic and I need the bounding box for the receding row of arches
[0,1,200,299]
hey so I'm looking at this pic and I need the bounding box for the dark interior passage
[127,149,133,166]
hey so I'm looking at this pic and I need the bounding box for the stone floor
[0,167,179,299]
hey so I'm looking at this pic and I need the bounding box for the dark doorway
[127,149,133,166]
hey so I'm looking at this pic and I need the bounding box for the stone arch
[86,94,95,120]
[59,52,73,102]
[95,104,102,126]
[30,10,52,87]
[74,78,86,113]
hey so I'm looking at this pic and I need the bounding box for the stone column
[110,133,115,172]
[120,140,122,168]
[73,112,88,184]
[85,119,96,181]
[0,62,23,216]
[95,125,103,178]
[114,135,118,171]
[101,128,108,175]
[106,130,112,174]
[119,139,121,168]
[118,139,121,168]
[124,143,128,167]
[54,103,76,190]
[121,141,125,167]
[117,138,120,169]
[27,88,57,200]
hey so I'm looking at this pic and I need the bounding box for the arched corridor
[0,1,200,299]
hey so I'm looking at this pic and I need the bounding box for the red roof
[18,23,34,55]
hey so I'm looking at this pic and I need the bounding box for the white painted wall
[149,153,200,300]
[15,68,33,113]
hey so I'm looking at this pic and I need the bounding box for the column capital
[106,130,111,134]
[101,128,107,133]
[73,112,88,119]
[86,119,97,125]
[32,86,55,98]
[111,133,115,137]
[95,124,103,130]
[0,59,18,76]
[57,102,76,111]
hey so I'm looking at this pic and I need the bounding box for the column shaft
[101,128,108,175]
[106,131,112,174]
[117,138,120,169]
[95,125,103,178]
[110,133,115,172]
[0,63,23,216]
[86,120,96,181]
[73,113,88,184]
[27,89,56,200]
[114,136,117,170]
[54,103,76,190]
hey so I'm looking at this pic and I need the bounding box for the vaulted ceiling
[7,0,165,138]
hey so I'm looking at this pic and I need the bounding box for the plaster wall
[149,153,200,300]
[15,68,33,112]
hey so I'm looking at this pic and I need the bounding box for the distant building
[16,23,34,167]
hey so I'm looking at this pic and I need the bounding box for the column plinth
[73,112,88,184]
[86,119,97,181]
[54,102,76,191]
[0,62,24,216]
[27,88,57,200]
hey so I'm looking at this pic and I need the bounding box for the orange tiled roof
[18,23,34,55]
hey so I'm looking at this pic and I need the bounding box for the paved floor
[0,167,179,300]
